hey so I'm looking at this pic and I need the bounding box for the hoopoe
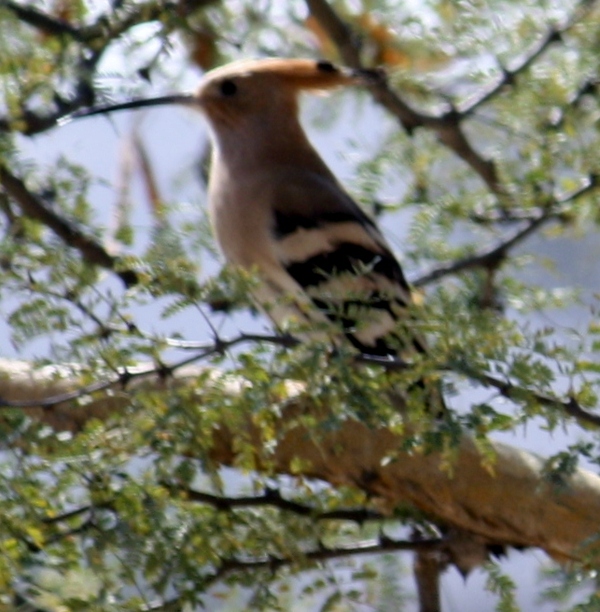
[65,58,444,414]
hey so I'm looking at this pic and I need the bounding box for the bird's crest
[202,58,383,92]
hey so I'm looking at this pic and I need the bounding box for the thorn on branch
[500,66,516,87]
[118,369,132,388]
[156,363,174,381]
[548,29,564,44]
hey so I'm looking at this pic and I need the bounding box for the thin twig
[138,534,443,610]
[196,533,442,593]
[456,363,600,428]
[2,329,598,428]
[167,484,385,522]
[305,0,504,195]
[355,353,600,429]
[413,214,548,287]
[461,0,599,114]
[0,332,297,409]
[415,173,599,285]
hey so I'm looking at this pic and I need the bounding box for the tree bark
[414,548,444,612]
[1,358,600,563]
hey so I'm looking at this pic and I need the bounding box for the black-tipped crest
[316,60,337,73]
[57,93,197,126]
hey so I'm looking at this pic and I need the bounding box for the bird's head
[197,58,374,103]
[58,58,383,128]
[193,58,379,131]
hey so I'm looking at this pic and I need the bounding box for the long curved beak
[57,93,198,126]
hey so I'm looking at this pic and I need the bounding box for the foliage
[0,0,600,610]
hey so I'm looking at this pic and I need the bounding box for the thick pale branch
[4,329,598,429]
[210,405,600,562]
[0,334,297,410]
[2,359,600,562]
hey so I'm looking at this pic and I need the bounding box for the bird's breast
[207,167,276,270]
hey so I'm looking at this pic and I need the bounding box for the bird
[196,58,423,359]
[63,58,444,415]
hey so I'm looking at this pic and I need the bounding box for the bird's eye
[219,79,238,96]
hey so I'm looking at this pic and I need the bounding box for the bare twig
[455,363,600,428]
[354,352,600,429]
[461,0,599,115]
[0,0,220,135]
[414,173,600,285]
[0,81,97,136]
[549,77,599,129]
[2,327,598,429]
[141,599,188,612]
[139,534,443,610]
[460,33,562,115]
[0,1,102,134]
[194,533,443,597]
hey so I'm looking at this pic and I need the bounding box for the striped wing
[268,173,424,358]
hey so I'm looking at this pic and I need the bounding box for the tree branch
[414,547,443,612]
[0,166,138,287]
[413,174,599,285]
[550,77,599,129]
[412,214,548,287]
[1,359,600,561]
[167,484,386,522]
[0,333,298,411]
[0,0,215,136]
[461,0,598,115]
[305,0,504,195]
[454,363,600,428]
[3,325,599,430]
[305,0,597,198]
[1,0,85,40]
[141,533,444,610]
[213,414,600,562]
[357,353,600,430]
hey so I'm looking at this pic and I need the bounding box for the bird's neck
[208,115,335,179]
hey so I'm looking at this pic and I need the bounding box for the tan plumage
[61,57,444,414]
[194,58,422,358]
